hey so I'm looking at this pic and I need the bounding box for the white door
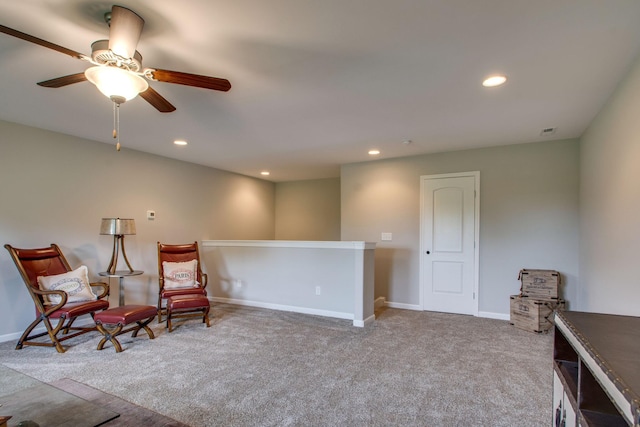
[421,172,479,315]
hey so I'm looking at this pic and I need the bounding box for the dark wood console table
[0,365,188,426]
[553,311,640,426]
[0,365,118,426]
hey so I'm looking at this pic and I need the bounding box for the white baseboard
[379,298,510,321]
[210,296,370,326]
[384,301,422,311]
[0,330,25,344]
[0,317,96,344]
[478,311,510,321]
[353,314,376,328]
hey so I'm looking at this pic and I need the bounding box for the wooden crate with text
[518,269,560,300]
[509,294,565,333]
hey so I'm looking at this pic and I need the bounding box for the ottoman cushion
[95,305,157,325]
[166,295,211,332]
[168,295,209,310]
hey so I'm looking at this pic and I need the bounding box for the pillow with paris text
[37,265,98,305]
[163,259,199,289]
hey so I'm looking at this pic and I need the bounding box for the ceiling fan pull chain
[112,101,121,151]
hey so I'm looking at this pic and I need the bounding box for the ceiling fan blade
[108,5,144,59]
[149,69,231,92]
[140,86,176,113]
[37,73,87,88]
[0,24,87,60]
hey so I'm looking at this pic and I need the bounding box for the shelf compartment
[555,360,579,404]
[554,325,578,363]
[579,360,627,426]
[578,410,628,427]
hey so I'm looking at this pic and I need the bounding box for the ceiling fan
[0,5,231,114]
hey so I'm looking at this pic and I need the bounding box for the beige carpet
[0,305,553,426]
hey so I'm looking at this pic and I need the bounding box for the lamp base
[106,234,135,275]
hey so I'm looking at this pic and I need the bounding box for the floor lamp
[100,218,136,274]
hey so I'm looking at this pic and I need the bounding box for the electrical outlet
[381,232,392,241]
[234,279,242,289]
[315,286,321,295]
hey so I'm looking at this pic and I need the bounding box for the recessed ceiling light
[260,171,270,176]
[368,149,380,155]
[174,140,188,146]
[482,75,507,87]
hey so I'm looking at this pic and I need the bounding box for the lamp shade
[100,218,136,235]
[85,66,148,102]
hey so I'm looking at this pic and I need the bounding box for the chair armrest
[32,287,67,302]
[201,272,208,289]
[90,282,110,299]
[31,288,68,315]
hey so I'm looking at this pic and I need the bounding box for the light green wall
[0,120,275,338]
[579,51,640,316]
[274,178,341,240]
[341,139,580,316]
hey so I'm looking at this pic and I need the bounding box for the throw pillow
[163,259,199,289]
[37,265,98,305]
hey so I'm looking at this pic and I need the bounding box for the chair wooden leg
[45,320,67,354]
[16,312,107,353]
[45,328,66,353]
[158,309,167,324]
[157,296,164,324]
[62,317,77,334]
[16,317,42,350]
[204,306,211,327]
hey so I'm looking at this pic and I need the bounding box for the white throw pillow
[163,259,199,289]
[37,265,98,305]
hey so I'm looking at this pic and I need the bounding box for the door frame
[419,171,480,315]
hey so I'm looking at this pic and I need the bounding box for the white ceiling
[2,1,640,182]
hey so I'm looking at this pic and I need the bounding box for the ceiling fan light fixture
[84,66,148,102]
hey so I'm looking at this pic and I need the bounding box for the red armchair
[157,241,208,323]
[5,244,110,353]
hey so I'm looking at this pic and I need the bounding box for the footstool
[94,305,157,352]
[166,294,211,332]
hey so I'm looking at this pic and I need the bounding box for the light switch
[381,232,392,241]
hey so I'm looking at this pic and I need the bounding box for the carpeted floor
[0,305,553,426]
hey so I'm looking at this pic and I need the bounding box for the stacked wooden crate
[510,269,565,333]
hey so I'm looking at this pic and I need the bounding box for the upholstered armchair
[157,241,208,323]
[4,243,110,353]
